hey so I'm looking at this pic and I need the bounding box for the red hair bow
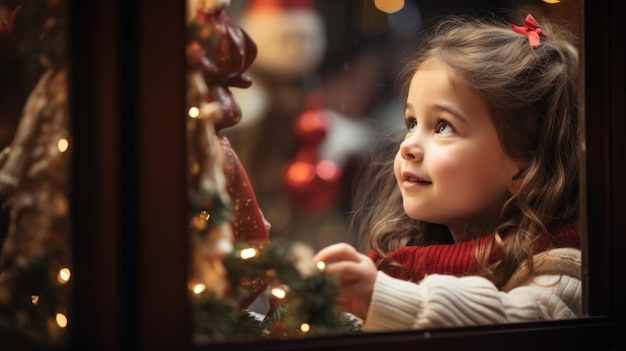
[512,14,547,48]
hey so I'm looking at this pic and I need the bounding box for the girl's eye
[436,120,455,135]
[405,118,417,132]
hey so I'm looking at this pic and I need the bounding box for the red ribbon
[512,14,547,48]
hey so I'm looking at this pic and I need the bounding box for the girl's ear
[508,167,526,195]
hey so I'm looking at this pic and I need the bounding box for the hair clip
[512,14,547,48]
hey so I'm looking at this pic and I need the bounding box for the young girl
[313,14,582,331]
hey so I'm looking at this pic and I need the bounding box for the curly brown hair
[350,15,580,288]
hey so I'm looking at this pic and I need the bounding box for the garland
[191,240,360,342]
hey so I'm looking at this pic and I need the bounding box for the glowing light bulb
[240,247,258,259]
[57,138,69,152]
[58,268,71,284]
[31,295,39,305]
[542,0,560,3]
[300,323,311,333]
[271,287,287,299]
[188,106,200,118]
[316,261,326,271]
[56,313,68,328]
[192,283,206,294]
[190,212,209,230]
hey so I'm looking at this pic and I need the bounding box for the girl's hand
[313,243,377,320]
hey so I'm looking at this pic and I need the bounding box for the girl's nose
[399,134,424,161]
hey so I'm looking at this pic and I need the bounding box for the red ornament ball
[293,109,331,147]
[282,147,342,212]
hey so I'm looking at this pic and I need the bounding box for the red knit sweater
[368,224,580,282]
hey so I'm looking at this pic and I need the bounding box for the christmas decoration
[191,240,359,343]
[0,0,363,344]
[222,0,328,238]
[0,0,70,345]
[186,0,269,311]
[283,98,343,213]
[185,3,357,335]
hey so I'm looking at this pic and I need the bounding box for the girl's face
[394,61,522,242]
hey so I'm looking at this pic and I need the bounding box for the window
[3,0,625,349]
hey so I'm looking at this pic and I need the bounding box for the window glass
[189,0,582,344]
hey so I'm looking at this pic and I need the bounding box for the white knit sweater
[362,247,582,331]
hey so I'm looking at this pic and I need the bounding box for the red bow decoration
[512,14,547,48]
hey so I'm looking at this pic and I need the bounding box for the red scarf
[369,224,580,281]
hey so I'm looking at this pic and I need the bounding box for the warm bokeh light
[240,247,258,259]
[286,161,316,185]
[300,323,311,333]
[542,0,560,3]
[192,283,207,295]
[56,313,68,328]
[316,261,326,271]
[57,267,71,284]
[199,210,210,220]
[270,287,287,299]
[374,0,404,14]
[190,161,200,174]
[57,138,69,152]
[188,106,200,118]
[316,160,340,181]
[190,211,210,230]
[31,295,39,305]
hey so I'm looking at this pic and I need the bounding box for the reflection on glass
[187,0,584,344]
[0,0,70,346]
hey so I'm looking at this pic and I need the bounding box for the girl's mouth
[407,177,431,184]
[402,171,432,184]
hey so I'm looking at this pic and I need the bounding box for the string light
[316,261,326,271]
[31,295,39,305]
[56,313,68,328]
[57,138,69,152]
[240,247,258,259]
[188,106,200,118]
[192,283,206,295]
[299,323,311,333]
[190,211,210,230]
[57,267,71,284]
[270,286,287,299]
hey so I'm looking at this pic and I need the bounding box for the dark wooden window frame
[65,0,625,350]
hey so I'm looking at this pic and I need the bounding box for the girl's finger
[323,260,365,282]
[313,243,361,264]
